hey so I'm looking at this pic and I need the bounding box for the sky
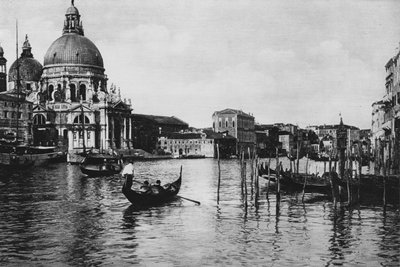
[0,0,399,129]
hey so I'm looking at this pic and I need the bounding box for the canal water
[0,158,398,266]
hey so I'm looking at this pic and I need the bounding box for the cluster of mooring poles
[216,119,397,210]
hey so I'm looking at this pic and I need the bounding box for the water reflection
[0,159,398,266]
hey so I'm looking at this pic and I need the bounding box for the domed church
[4,1,134,161]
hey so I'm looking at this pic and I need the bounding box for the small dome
[0,46,4,55]
[44,33,104,68]
[66,5,79,15]
[9,57,43,82]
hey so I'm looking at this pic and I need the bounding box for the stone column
[103,102,109,151]
[68,130,74,151]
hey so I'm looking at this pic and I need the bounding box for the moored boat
[122,167,182,207]
[0,145,65,168]
[79,153,123,176]
[280,173,332,194]
[180,154,205,159]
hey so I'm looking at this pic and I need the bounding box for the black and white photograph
[0,0,399,265]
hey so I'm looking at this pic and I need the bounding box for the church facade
[3,2,134,160]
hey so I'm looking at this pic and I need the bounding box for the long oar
[177,195,200,205]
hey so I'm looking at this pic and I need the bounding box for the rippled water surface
[0,158,399,266]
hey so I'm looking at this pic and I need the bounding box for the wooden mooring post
[266,158,271,200]
[358,144,362,202]
[276,148,281,210]
[255,156,259,206]
[302,154,309,202]
[383,162,387,207]
[346,152,351,206]
[329,155,337,207]
[217,144,221,205]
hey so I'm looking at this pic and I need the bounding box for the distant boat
[180,154,205,159]
[307,152,338,162]
[79,153,123,177]
[0,145,65,168]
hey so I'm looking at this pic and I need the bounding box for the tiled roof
[0,92,30,103]
[213,108,254,118]
[133,114,188,126]
[202,129,236,139]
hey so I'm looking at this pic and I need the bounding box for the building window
[226,120,228,127]
[4,102,7,107]
[232,119,235,127]
[3,111,7,118]
[219,118,222,127]
[73,132,77,140]
[87,131,91,139]
[48,85,54,101]
[18,112,22,119]
[70,84,77,102]
[33,114,46,125]
[79,84,86,101]
[73,114,90,124]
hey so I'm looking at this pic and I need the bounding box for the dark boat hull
[79,153,123,177]
[122,174,182,207]
[80,166,121,177]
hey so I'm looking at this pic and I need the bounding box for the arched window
[48,85,54,101]
[79,84,86,101]
[232,119,235,128]
[73,114,90,124]
[54,90,61,102]
[70,84,76,102]
[225,120,228,127]
[33,114,46,125]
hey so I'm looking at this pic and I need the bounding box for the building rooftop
[213,108,254,118]
[133,114,188,126]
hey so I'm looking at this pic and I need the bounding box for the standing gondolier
[121,160,135,189]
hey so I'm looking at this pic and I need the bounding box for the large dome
[43,33,104,69]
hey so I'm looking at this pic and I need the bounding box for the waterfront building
[255,124,280,157]
[4,2,134,159]
[278,130,294,154]
[132,114,188,154]
[274,123,298,135]
[158,131,214,158]
[371,44,400,173]
[158,129,236,158]
[0,44,7,92]
[359,129,372,155]
[371,100,386,144]
[305,124,360,153]
[0,93,32,145]
[212,108,256,155]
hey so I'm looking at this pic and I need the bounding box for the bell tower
[0,43,7,92]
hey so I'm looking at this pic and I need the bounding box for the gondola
[79,153,123,176]
[258,164,278,176]
[122,167,182,207]
[268,171,333,194]
[258,164,280,182]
